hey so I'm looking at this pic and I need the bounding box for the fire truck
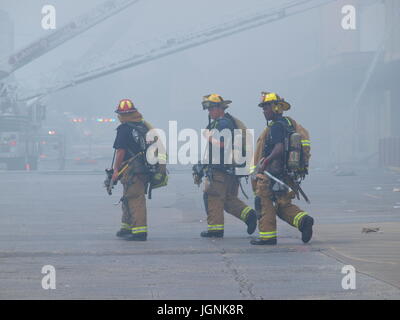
[0,84,45,170]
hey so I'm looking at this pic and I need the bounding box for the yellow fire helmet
[202,93,232,110]
[115,99,137,114]
[258,92,291,113]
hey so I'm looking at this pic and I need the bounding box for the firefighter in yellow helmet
[110,99,167,241]
[193,94,257,238]
[250,92,314,245]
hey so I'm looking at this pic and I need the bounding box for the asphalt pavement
[0,164,399,299]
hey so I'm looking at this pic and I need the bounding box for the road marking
[330,246,398,265]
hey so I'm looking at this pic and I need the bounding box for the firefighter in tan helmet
[250,92,314,245]
[193,94,257,238]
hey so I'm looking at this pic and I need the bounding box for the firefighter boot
[116,229,131,238]
[250,238,277,245]
[125,233,147,241]
[299,215,314,243]
[200,230,224,238]
[245,209,257,235]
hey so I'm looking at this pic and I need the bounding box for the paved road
[0,166,399,299]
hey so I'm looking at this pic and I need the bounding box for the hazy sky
[0,0,390,165]
[1,0,319,117]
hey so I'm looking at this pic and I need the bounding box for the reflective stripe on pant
[293,211,309,229]
[203,170,249,229]
[240,206,253,221]
[132,226,148,234]
[255,174,307,236]
[121,173,148,234]
[259,231,277,239]
[208,224,224,231]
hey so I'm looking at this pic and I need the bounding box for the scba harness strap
[125,122,149,156]
[124,122,168,199]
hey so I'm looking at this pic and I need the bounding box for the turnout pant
[203,170,252,232]
[120,173,148,235]
[255,173,308,240]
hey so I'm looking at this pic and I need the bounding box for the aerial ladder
[0,0,141,170]
[20,0,336,101]
[0,0,141,80]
